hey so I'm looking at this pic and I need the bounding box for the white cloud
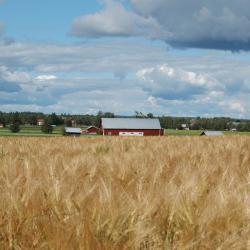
[136,63,250,117]
[71,0,167,39]
[0,41,168,74]
[0,65,30,93]
[137,64,221,100]
[219,100,245,114]
[0,66,30,83]
[147,96,159,108]
[35,75,57,81]
[0,40,250,117]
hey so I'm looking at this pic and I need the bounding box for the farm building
[200,131,224,136]
[37,119,45,126]
[65,127,82,137]
[181,124,189,130]
[83,126,99,135]
[101,118,164,136]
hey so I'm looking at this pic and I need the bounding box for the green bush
[41,121,53,134]
[61,127,67,136]
[9,122,20,133]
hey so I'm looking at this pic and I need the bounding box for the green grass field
[1,126,250,137]
[0,126,62,137]
[166,129,202,136]
[166,129,250,136]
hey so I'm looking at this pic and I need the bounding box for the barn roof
[102,118,161,129]
[200,131,224,136]
[87,126,98,129]
[65,127,82,134]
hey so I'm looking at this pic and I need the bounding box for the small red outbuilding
[85,126,99,135]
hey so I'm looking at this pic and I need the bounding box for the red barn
[101,118,164,136]
[85,126,99,135]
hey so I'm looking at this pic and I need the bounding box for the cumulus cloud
[131,0,250,50]
[71,0,250,51]
[137,64,221,100]
[0,65,31,93]
[71,0,166,39]
[137,63,250,116]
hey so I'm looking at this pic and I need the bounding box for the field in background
[1,126,250,137]
[0,137,249,249]
[0,126,62,137]
[166,129,250,136]
[0,126,89,137]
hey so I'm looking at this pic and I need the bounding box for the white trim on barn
[119,132,144,137]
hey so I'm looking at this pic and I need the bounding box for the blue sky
[1,0,250,117]
[0,0,101,42]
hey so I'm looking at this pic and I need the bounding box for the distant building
[83,126,99,135]
[101,118,164,136]
[0,123,4,128]
[200,131,224,136]
[181,124,189,130]
[65,127,82,137]
[176,124,190,130]
[37,119,45,126]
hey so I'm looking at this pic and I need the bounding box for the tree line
[0,111,114,127]
[0,111,250,132]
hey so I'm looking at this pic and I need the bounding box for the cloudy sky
[1,0,250,117]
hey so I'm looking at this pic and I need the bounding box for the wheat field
[0,136,249,249]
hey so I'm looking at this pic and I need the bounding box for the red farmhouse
[101,118,164,136]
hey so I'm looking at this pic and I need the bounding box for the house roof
[102,118,161,129]
[200,131,224,136]
[65,127,82,134]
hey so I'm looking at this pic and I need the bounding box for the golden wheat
[0,136,249,249]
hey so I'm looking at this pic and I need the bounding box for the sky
[1,0,250,117]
